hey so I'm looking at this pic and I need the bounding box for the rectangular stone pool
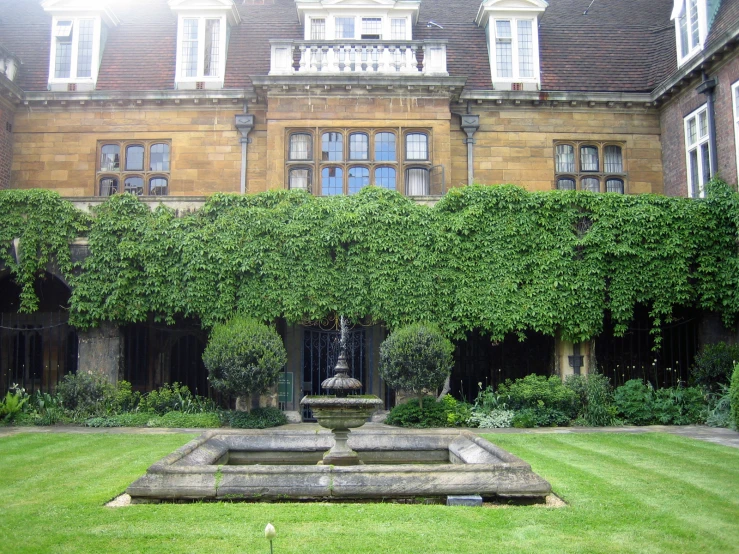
[126,428,551,503]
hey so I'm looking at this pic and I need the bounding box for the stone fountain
[126,319,553,504]
[300,317,383,466]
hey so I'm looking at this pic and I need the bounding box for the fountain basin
[126,428,551,503]
[300,395,384,430]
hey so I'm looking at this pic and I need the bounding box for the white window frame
[673,0,708,67]
[333,16,358,39]
[684,104,712,198]
[309,17,326,40]
[487,16,540,84]
[47,15,102,86]
[390,17,408,40]
[733,81,739,186]
[174,13,228,86]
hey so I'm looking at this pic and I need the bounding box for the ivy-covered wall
[1,183,738,343]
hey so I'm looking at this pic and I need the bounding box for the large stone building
[0,0,738,414]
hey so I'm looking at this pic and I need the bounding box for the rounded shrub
[730,363,739,431]
[202,316,287,399]
[379,323,454,408]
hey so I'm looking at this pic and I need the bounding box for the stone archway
[0,271,77,395]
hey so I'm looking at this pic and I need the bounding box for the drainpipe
[459,108,480,186]
[696,71,718,178]
[234,111,255,194]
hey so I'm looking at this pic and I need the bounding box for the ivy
[0,190,91,312]
[1,181,738,342]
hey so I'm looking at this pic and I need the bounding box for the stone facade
[468,105,663,193]
[8,97,668,197]
[10,106,245,196]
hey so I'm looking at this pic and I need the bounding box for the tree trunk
[436,375,451,402]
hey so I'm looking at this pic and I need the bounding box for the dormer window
[492,19,534,79]
[48,16,102,86]
[672,0,708,66]
[169,0,241,89]
[43,1,119,91]
[476,0,547,91]
[180,17,222,78]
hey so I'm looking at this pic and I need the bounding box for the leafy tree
[202,316,287,405]
[378,323,454,408]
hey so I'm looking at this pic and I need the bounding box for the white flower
[265,523,276,540]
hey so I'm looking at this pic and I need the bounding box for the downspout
[459,104,480,185]
[234,109,254,194]
[696,71,718,178]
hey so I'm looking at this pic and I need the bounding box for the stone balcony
[269,39,448,77]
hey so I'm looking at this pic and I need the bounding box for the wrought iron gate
[301,327,366,420]
[0,312,78,395]
[595,308,700,388]
[122,322,209,396]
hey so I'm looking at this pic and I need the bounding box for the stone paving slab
[1,422,738,449]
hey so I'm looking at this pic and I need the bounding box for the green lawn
[0,431,737,554]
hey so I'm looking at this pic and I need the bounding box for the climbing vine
[1,181,738,342]
[0,189,91,312]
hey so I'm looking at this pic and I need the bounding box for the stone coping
[126,428,552,502]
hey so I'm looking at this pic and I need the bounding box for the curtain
[406,168,429,196]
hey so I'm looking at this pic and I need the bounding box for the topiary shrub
[691,342,739,392]
[55,372,114,418]
[378,323,454,408]
[202,316,287,404]
[730,364,739,431]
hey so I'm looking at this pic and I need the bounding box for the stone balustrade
[0,44,19,82]
[269,39,448,77]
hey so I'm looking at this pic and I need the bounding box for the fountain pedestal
[302,396,384,466]
[300,320,384,466]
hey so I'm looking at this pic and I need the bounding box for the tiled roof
[0,0,736,95]
[706,0,739,50]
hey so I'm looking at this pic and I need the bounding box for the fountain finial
[321,316,362,397]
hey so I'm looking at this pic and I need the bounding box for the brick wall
[469,106,664,193]
[659,54,739,197]
[0,105,14,189]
